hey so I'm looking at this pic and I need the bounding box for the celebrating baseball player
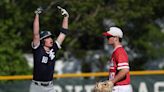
[94,27,133,92]
[29,6,69,92]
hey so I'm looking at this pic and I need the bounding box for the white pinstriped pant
[29,81,56,92]
[112,85,133,92]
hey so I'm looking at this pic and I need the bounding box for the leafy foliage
[0,0,164,75]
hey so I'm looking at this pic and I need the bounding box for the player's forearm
[33,14,40,36]
[111,68,129,84]
[62,17,68,29]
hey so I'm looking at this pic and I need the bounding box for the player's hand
[34,7,43,15]
[57,6,69,18]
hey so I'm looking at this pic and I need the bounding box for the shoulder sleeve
[31,42,40,49]
[115,48,129,70]
[52,41,61,51]
[55,41,61,49]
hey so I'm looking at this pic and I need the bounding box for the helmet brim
[40,34,54,40]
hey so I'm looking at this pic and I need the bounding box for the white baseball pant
[29,81,56,92]
[112,84,133,92]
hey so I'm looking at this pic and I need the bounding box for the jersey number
[41,56,48,63]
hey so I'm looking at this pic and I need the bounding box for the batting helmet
[40,31,54,40]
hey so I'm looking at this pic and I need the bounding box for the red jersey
[109,45,130,85]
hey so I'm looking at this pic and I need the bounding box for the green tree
[0,0,164,76]
[105,0,164,70]
[0,0,31,75]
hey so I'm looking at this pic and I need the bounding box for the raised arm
[56,6,69,45]
[33,8,42,47]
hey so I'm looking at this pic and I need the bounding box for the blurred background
[0,0,164,92]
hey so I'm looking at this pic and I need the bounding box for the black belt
[33,81,53,86]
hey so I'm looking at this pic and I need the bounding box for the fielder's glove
[57,6,69,17]
[34,7,43,15]
[93,81,114,92]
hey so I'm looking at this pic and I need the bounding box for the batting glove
[57,6,69,17]
[34,7,43,15]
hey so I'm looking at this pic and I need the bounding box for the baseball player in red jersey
[103,27,133,92]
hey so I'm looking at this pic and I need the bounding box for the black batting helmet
[40,31,54,40]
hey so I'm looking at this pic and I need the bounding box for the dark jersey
[32,41,61,81]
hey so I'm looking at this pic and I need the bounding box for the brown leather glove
[93,81,114,92]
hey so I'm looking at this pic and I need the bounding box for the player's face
[44,37,53,47]
[107,36,114,44]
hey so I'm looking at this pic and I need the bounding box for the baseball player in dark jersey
[29,6,69,92]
